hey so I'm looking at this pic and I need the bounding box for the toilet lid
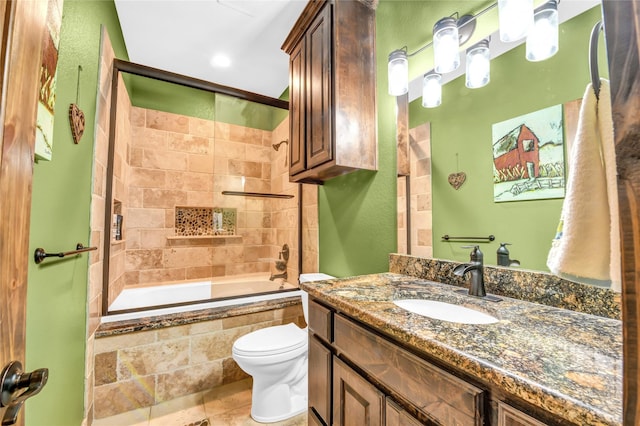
[233,323,307,357]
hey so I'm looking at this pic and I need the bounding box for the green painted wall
[409,6,604,270]
[25,1,128,425]
[318,5,401,278]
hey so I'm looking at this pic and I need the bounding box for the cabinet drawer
[334,314,484,426]
[309,336,331,424]
[309,299,332,342]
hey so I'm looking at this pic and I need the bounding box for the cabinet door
[333,357,384,426]
[305,3,333,169]
[309,335,332,425]
[497,402,547,426]
[386,398,424,426]
[289,39,305,176]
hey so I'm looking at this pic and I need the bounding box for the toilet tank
[298,273,335,323]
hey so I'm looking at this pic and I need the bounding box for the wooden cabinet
[385,399,423,426]
[282,0,377,183]
[333,357,384,426]
[309,336,332,423]
[307,297,561,426]
[496,402,548,426]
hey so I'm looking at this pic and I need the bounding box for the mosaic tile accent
[175,207,236,236]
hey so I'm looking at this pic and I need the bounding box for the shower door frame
[102,59,296,316]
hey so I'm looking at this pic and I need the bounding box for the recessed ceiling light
[210,54,232,68]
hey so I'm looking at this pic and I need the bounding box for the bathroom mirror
[398,1,610,278]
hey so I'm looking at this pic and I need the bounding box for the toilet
[232,273,334,423]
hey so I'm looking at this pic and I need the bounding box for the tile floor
[93,379,307,426]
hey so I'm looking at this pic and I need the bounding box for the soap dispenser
[497,243,520,267]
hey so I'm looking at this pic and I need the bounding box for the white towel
[547,79,621,291]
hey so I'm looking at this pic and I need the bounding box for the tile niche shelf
[171,206,238,242]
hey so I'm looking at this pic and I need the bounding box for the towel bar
[442,235,495,242]
[34,243,97,264]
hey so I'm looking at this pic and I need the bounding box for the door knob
[0,361,48,425]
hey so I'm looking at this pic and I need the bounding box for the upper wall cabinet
[282,0,378,184]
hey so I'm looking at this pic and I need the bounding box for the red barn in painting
[493,124,540,181]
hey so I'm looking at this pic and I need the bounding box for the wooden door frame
[0,0,48,424]
[602,0,640,423]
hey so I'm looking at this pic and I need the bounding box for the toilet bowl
[231,273,334,423]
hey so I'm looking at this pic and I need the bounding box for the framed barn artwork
[35,0,63,161]
[492,104,565,202]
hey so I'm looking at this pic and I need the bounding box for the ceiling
[114,0,308,99]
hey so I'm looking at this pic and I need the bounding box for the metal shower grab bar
[590,20,604,100]
[34,243,97,264]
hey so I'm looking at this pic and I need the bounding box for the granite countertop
[300,273,622,426]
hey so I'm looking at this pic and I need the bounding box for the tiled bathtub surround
[390,253,621,319]
[93,298,305,419]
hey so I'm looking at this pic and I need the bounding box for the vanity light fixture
[433,17,461,74]
[466,38,491,89]
[422,73,442,108]
[498,0,534,42]
[526,0,559,62]
[388,49,409,96]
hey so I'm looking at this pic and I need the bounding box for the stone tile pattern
[397,123,432,257]
[92,379,307,426]
[300,273,623,426]
[389,253,622,320]
[85,28,118,425]
[92,300,305,420]
[269,118,319,282]
[175,207,236,237]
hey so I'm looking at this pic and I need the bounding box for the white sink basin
[394,299,498,325]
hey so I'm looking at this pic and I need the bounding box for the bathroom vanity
[301,273,622,426]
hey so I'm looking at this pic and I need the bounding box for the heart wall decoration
[448,172,467,190]
[69,103,85,144]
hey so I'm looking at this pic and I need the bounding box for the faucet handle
[460,245,483,262]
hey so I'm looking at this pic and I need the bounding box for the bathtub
[103,273,300,323]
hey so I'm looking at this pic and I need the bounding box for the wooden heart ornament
[448,172,467,190]
[69,103,85,144]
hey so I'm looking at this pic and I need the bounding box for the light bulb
[498,0,534,42]
[466,39,490,89]
[433,17,460,74]
[388,49,408,96]
[526,0,559,61]
[422,73,442,108]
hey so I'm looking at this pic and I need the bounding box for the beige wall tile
[188,153,214,174]
[189,116,216,138]
[142,189,188,209]
[163,247,214,269]
[125,249,164,271]
[156,361,223,403]
[95,331,157,354]
[142,150,188,171]
[130,168,167,189]
[146,110,189,134]
[128,208,165,228]
[118,339,190,379]
[95,351,117,386]
[168,133,211,155]
[137,268,186,284]
[93,376,155,419]
[132,127,168,150]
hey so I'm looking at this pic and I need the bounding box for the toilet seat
[232,323,307,357]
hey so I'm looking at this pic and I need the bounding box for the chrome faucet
[453,246,486,297]
[269,244,289,281]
